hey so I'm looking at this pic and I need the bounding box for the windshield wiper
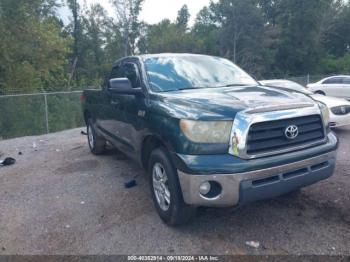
[176,87,207,91]
[174,84,251,91]
[220,83,251,87]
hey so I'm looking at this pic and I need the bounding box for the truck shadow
[103,143,128,160]
[332,126,350,135]
[182,189,349,230]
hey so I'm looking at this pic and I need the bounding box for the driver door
[98,63,129,149]
[118,60,146,156]
[101,60,145,156]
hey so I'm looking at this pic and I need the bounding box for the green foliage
[192,6,221,56]
[1,0,350,93]
[141,20,196,54]
[1,0,350,139]
[212,0,266,76]
[176,5,191,30]
[110,0,145,56]
[192,0,350,78]
[274,0,333,75]
[139,0,350,78]
[322,0,350,57]
[321,53,350,74]
[0,0,71,94]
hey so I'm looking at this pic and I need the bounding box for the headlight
[318,102,330,127]
[180,120,233,143]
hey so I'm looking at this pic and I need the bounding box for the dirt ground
[0,127,349,255]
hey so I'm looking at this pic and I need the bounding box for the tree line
[1,0,350,94]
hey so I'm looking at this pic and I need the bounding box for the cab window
[105,65,124,89]
[123,62,141,88]
[110,65,124,79]
[106,62,140,89]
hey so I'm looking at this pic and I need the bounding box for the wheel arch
[141,135,173,170]
[315,90,326,95]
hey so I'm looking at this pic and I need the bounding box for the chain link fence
[286,74,331,86]
[0,74,334,140]
[0,91,94,140]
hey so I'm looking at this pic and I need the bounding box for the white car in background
[307,75,350,100]
[260,79,350,128]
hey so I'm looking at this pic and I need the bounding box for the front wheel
[148,148,196,226]
[87,119,106,155]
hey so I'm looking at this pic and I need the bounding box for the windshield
[144,55,257,92]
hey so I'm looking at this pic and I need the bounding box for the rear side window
[323,77,343,84]
[343,77,350,84]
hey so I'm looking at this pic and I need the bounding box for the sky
[59,0,215,26]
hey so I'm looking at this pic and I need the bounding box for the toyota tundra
[82,54,338,225]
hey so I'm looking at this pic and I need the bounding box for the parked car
[307,75,350,100]
[82,54,338,226]
[260,79,350,128]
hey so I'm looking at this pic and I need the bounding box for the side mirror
[108,78,144,97]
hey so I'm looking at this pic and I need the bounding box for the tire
[148,147,196,226]
[87,118,106,155]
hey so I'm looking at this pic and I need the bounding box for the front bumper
[176,132,338,207]
[329,112,350,128]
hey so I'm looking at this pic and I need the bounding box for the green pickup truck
[82,54,338,225]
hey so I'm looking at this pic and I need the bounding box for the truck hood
[153,85,316,120]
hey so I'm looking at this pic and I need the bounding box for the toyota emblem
[285,125,299,140]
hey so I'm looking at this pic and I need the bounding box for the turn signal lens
[318,102,330,128]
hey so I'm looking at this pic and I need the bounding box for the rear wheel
[87,119,106,155]
[148,147,196,226]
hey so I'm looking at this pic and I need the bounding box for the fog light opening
[199,181,211,195]
[199,181,222,199]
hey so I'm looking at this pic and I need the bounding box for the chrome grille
[247,115,325,155]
